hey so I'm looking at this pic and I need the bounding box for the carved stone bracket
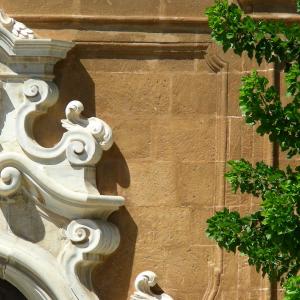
[58,220,120,300]
[0,10,125,300]
[131,271,174,300]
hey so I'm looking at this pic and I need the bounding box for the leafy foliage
[284,276,300,300]
[207,160,300,281]
[205,1,300,298]
[240,69,300,158]
[206,0,300,66]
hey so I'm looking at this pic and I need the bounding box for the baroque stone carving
[131,271,173,300]
[0,10,124,300]
[0,9,34,39]
[58,220,120,300]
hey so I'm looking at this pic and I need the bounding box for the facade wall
[0,1,290,299]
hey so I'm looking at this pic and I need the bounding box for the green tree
[205,1,300,298]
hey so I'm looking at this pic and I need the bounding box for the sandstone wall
[0,1,288,299]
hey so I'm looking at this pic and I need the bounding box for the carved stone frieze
[0,9,125,300]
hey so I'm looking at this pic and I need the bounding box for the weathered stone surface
[161,0,213,17]
[80,0,160,16]
[1,0,80,15]
[172,74,218,115]
[119,161,177,207]
[152,117,216,162]
[95,73,171,116]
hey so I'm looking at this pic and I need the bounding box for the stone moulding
[0,10,124,300]
[236,0,296,13]
[131,271,173,300]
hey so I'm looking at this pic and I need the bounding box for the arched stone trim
[0,232,75,300]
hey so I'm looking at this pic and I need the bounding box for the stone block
[189,207,215,246]
[152,116,216,162]
[221,290,238,300]
[228,73,243,117]
[228,117,242,160]
[82,58,153,74]
[105,116,152,160]
[120,161,177,207]
[161,0,212,17]
[1,0,80,15]
[172,73,218,115]
[222,251,239,290]
[165,245,215,291]
[176,162,215,207]
[80,0,160,16]
[95,73,171,116]
[131,207,191,249]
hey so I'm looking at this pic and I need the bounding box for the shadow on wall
[35,48,136,299]
[95,142,136,300]
[34,48,96,147]
[93,207,137,300]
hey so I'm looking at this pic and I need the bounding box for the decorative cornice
[9,13,300,33]
[0,10,73,79]
[131,271,173,300]
[74,42,209,58]
[237,0,296,13]
[10,14,208,29]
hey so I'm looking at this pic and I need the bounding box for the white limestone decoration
[0,9,125,300]
[58,220,120,300]
[0,9,35,39]
[62,100,114,151]
[131,271,174,300]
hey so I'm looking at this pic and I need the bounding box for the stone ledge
[237,0,296,13]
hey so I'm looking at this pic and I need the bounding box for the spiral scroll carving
[17,80,114,165]
[65,219,120,255]
[62,100,114,151]
[58,219,121,300]
[0,167,22,197]
[131,271,174,300]
[23,79,58,105]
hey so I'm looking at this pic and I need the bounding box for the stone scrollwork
[18,79,105,166]
[0,166,22,197]
[62,100,113,151]
[0,9,125,300]
[131,271,174,300]
[58,220,120,300]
